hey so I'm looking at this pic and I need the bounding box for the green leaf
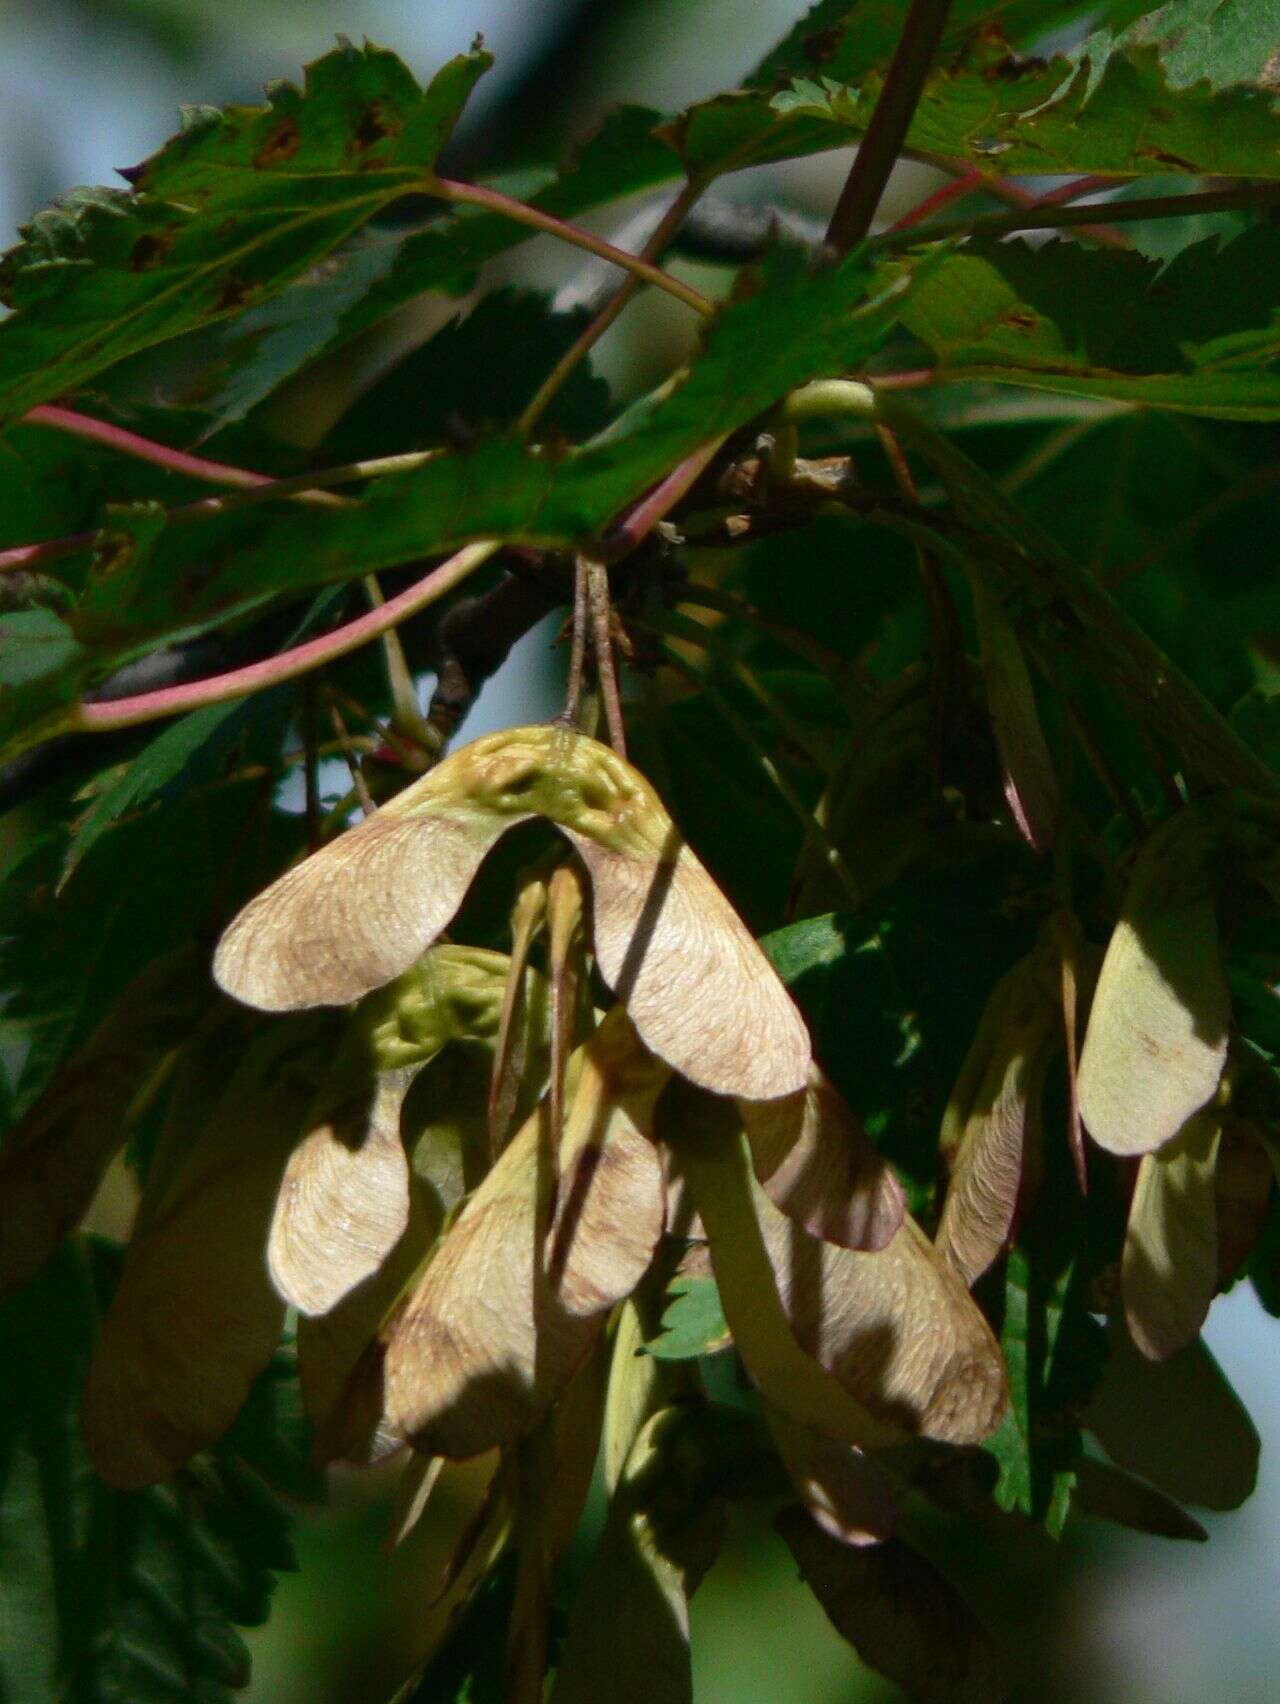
[322,289,612,459]
[0,43,490,431]
[746,1,1102,91]
[0,772,297,1113]
[0,1240,297,1703]
[626,664,839,933]
[1004,412,1280,712]
[0,609,87,758]
[404,1556,520,1704]
[192,105,683,428]
[984,1243,1105,1535]
[664,2,1106,180]
[1248,1196,1280,1316]
[61,702,270,881]
[763,850,1041,1199]
[1,241,916,760]
[894,227,1280,419]
[772,23,1280,180]
[643,1275,732,1361]
[551,1405,744,1704]
[1105,0,1280,93]
[60,586,341,884]
[222,1341,328,1506]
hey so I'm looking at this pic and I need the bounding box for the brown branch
[825,0,956,253]
[876,183,1280,250]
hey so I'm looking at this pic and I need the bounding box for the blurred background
[1,2,1276,1699]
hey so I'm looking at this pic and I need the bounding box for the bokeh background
[2,2,1276,1699]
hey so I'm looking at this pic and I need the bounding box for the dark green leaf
[323,289,612,459]
[1003,412,1280,715]
[201,105,683,426]
[666,2,1111,180]
[0,43,490,430]
[61,701,270,881]
[0,609,86,758]
[984,1243,1106,1534]
[404,1555,519,1704]
[223,1342,328,1506]
[2,241,915,760]
[59,585,342,884]
[627,664,840,933]
[894,228,1280,419]
[0,1240,297,1703]
[0,773,297,1113]
[1249,1196,1280,1316]
[763,850,1042,1199]
[746,1,1102,91]
[772,25,1280,180]
[643,1276,732,1362]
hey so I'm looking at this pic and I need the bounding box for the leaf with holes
[0,43,490,431]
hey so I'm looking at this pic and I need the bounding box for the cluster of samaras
[5,726,1275,1587]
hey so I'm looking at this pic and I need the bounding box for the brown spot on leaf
[128,230,175,272]
[255,118,300,168]
[1000,307,1039,333]
[985,53,1047,81]
[213,275,252,314]
[352,100,401,153]
[91,533,134,580]
[1142,148,1199,171]
[802,28,840,65]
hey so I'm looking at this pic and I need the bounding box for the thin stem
[875,183,1280,251]
[360,573,435,753]
[1063,696,1147,839]
[825,0,956,252]
[561,555,589,726]
[0,445,446,576]
[72,541,499,734]
[868,368,937,390]
[880,394,1280,799]
[654,607,833,771]
[674,584,855,689]
[328,695,378,818]
[600,436,727,561]
[585,557,627,758]
[518,178,707,437]
[1034,174,1118,209]
[25,403,345,505]
[302,680,321,853]
[658,639,862,908]
[888,166,983,234]
[928,161,1132,247]
[874,421,963,789]
[434,178,713,317]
